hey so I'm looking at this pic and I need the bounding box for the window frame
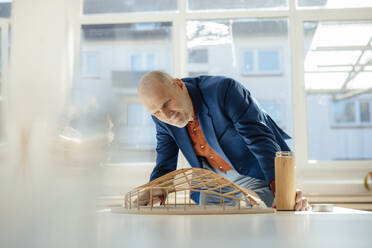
[0,20,10,145]
[75,0,372,194]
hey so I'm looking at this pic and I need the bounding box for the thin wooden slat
[150,189,153,211]
[137,190,140,210]
[204,192,206,210]
[166,189,169,211]
[129,191,132,209]
[189,190,191,207]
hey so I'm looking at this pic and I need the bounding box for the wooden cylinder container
[275,151,296,211]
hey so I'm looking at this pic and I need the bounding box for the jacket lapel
[185,82,234,168]
[169,124,202,168]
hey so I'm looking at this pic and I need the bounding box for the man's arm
[135,119,179,206]
[150,118,179,182]
[222,79,281,185]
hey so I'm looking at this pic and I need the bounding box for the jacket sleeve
[149,118,179,182]
[222,79,281,184]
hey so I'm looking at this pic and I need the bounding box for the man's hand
[133,188,165,206]
[272,189,310,211]
[294,189,310,211]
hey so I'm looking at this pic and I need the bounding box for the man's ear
[174,78,184,88]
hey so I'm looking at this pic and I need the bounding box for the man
[137,71,309,211]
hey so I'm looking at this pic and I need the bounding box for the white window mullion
[298,7,372,22]
[172,0,187,77]
[289,0,308,171]
[79,12,178,25]
[0,21,9,101]
[72,0,82,89]
[186,9,290,20]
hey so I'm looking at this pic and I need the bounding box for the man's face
[139,79,193,128]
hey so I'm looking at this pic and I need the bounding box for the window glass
[0,0,11,18]
[83,0,177,14]
[360,101,371,123]
[258,50,280,72]
[188,49,208,64]
[146,54,155,70]
[188,0,287,10]
[333,101,355,123]
[305,21,372,161]
[241,49,282,74]
[81,51,100,78]
[187,19,293,147]
[74,22,172,163]
[243,51,254,73]
[130,54,142,71]
[298,0,372,8]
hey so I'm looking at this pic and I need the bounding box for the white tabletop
[98,207,372,248]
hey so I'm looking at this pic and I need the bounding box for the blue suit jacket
[150,76,290,202]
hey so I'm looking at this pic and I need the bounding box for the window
[333,100,355,124]
[188,0,287,10]
[298,0,372,8]
[115,102,156,147]
[78,22,172,163]
[187,19,292,146]
[0,0,11,18]
[360,101,371,123]
[242,49,282,75]
[78,0,372,194]
[81,51,100,78]
[83,0,177,14]
[130,53,156,71]
[243,51,254,72]
[332,98,372,126]
[305,21,372,161]
[258,50,280,72]
[188,49,208,64]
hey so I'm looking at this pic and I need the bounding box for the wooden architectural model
[115,168,275,215]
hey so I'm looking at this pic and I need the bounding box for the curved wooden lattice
[119,168,275,215]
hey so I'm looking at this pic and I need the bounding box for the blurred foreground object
[311,204,334,212]
[364,172,372,191]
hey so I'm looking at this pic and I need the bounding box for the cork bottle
[275,151,296,210]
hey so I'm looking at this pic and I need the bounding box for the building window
[81,51,100,78]
[332,98,372,127]
[116,102,156,148]
[127,103,153,126]
[188,49,208,64]
[360,101,371,123]
[130,52,156,71]
[242,49,282,75]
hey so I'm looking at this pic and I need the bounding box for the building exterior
[76,19,372,164]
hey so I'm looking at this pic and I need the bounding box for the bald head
[137,70,194,127]
[138,70,175,95]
